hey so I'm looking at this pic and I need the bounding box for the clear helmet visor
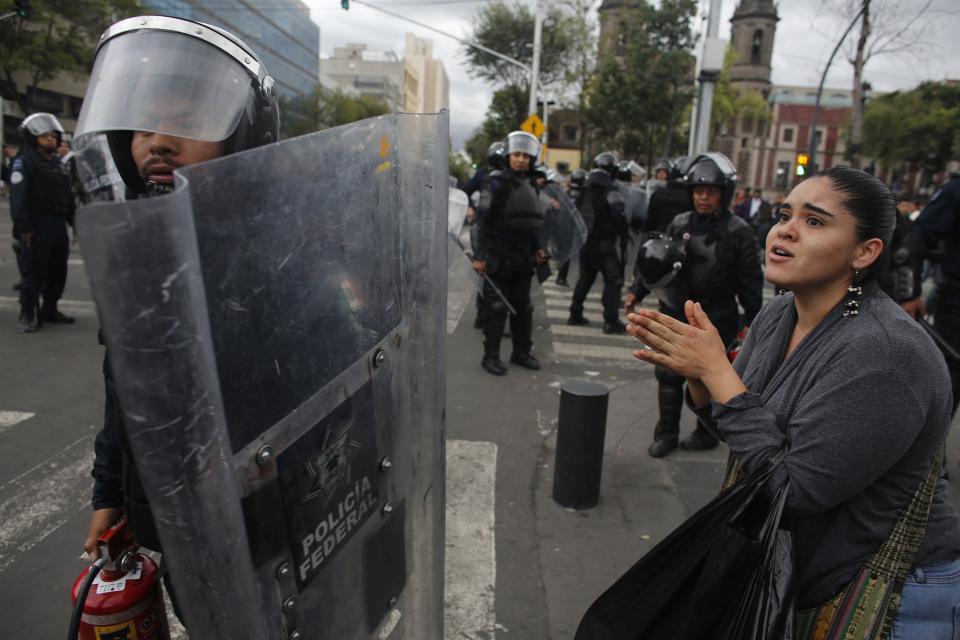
[74,29,256,150]
[507,131,540,158]
[22,113,65,136]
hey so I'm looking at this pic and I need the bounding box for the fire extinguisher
[69,516,171,639]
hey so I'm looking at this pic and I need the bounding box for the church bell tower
[729,0,778,96]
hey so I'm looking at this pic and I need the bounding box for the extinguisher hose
[68,557,106,640]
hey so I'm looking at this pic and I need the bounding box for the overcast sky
[306,0,960,151]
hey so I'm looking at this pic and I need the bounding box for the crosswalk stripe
[0,411,34,435]
[549,324,636,344]
[0,296,97,318]
[541,287,601,302]
[445,439,497,640]
[551,342,639,362]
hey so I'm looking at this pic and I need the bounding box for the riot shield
[448,187,469,236]
[539,183,587,266]
[77,113,448,640]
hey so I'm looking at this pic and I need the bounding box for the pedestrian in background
[627,166,960,636]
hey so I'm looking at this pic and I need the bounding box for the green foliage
[464,85,527,162]
[280,85,390,139]
[0,0,141,114]
[586,0,697,164]
[449,151,473,186]
[464,1,575,93]
[864,82,960,174]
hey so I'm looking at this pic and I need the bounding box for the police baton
[448,231,518,316]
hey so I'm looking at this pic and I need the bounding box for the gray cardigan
[690,282,960,606]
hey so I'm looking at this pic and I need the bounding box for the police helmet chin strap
[145,180,174,196]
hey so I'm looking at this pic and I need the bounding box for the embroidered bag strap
[794,447,944,640]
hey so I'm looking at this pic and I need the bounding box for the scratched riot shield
[77,113,448,640]
[539,183,587,266]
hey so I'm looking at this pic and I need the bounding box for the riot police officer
[905,172,960,414]
[644,157,689,233]
[76,15,279,569]
[568,151,628,334]
[467,141,507,328]
[473,130,547,375]
[9,113,76,332]
[627,153,763,457]
[556,169,588,286]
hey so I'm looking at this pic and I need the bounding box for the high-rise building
[402,34,449,114]
[322,44,404,110]
[141,0,320,99]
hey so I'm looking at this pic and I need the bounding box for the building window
[814,129,823,149]
[782,128,794,143]
[562,124,578,143]
[751,29,764,65]
[776,161,791,189]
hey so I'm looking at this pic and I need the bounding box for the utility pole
[528,0,544,117]
[689,0,725,156]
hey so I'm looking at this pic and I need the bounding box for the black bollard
[553,381,609,509]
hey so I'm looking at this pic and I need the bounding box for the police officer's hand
[472,260,486,274]
[466,206,476,222]
[535,249,547,265]
[19,231,32,249]
[83,507,123,560]
[624,292,637,315]
[548,197,561,210]
[901,298,926,319]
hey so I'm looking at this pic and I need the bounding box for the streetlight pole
[528,0,544,117]
[690,0,724,156]
[807,2,867,172]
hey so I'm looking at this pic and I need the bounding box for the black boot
[681,425,719,451]
[567,314,590,326]
[40,306,75,324]
[17,306,37,333]
[481,355,508,376]
[510,353,541,370]
[603,320,627,334]
[648,431,678,458]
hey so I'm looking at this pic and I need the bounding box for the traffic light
[341,0,349,9]
[796,153,809,177]
[14,0,30,18]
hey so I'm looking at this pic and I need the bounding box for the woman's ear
[853,237,884,272]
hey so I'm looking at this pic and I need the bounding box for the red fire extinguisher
[69,516,171,639]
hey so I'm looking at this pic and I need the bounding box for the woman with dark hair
[626,166,960,636]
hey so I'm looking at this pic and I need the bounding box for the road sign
[521,114,545,139]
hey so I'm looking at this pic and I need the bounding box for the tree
[557,0,597,165]
[0,0,140,115]
[280,86,389,139]
[464,85,527,162]
[863,81,960,175]
[814,0,935,168]
[585,0,697,166]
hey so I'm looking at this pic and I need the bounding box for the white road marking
[552,342,639,362]
[541,287,601,302]
[0,296,97,317]
[549,324,636,343]
[0,435,95,574]
[0,411,34,435]
[445,439,497,640]
[447,289,471,335]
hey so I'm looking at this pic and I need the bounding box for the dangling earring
[844,269,862,317]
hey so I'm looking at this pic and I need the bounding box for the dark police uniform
[908,174,960,413]
[475,167,545,367]
[569,169,627,329]
[632,208,764,452]
[9,147,75,321]
[643,180,689,233]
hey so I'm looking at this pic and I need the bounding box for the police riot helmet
[593,151,619,177]
[570,169,587,187]
[636,233,687,306]
[19,113,65,148]
[532,164,549,180]
[506,131,540,159]
[670,156,689,182]
[545,169,560,184]
[73,15,280,194]
[618,159,644,182]
[685,152,738,209]
[486,140,506,170]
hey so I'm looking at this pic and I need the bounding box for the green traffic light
[796,165,806,177]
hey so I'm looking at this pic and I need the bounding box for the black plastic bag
[575,459,794,640]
